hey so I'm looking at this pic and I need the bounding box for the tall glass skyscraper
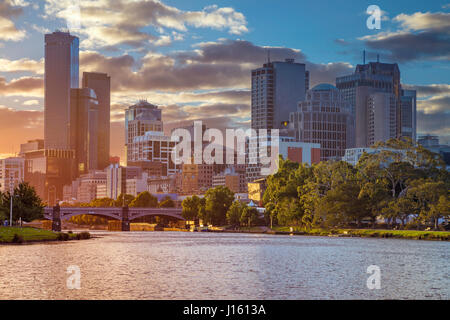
[82,72,111,170]
[44,31,79,149]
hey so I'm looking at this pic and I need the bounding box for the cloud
[44,0,248,49]
[360,12,450,62]
[0,57,44,74]
[0,106,43,154]
[0,76,43,97]
[0,0,27,41]
[403,84,450,97]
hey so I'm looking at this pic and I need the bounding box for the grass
[272,226,450,241]
[0,227,89,244]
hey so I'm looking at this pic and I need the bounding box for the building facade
[70,88,99,176]
[251,59,308,130]
[82,72,111,170]
[290,83,353,161]
[0,157,24,193]
[44,31,79,150]
[336,61,401,148]
[400,89,417,142]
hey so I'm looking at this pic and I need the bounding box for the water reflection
[0,232,448,299]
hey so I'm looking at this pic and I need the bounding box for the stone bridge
[44,205,184,231]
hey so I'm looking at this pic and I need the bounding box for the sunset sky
[0,0,449,160]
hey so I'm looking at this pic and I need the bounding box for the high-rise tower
[44,31,79,149]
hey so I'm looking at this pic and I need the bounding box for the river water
[0,231,448,300]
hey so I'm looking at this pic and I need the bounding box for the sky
[0,0,449,160]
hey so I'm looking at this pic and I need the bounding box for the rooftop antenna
[363,50,366,64]
[267,49,271,64]
[377,54,380,63]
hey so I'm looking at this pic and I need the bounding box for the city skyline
[0,0,449,161]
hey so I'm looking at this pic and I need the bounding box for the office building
[400,89,417,141]
[70,88,99,176]
[0,157,24,193]
[125,101,163,161]
[367,92,397,146]
[44,31,79,150]
[106,164,142,200]
[246,135,320,182]
[20,139,46,200]
[290,83,353,161]
[82,72,111,170]
[212,167,247,193]
[251,58,308,130]
[336,61,401,147]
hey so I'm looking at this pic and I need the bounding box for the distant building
[106,164,142,200]
[20,139,46,200]
[400,89,417,142]
[251,58,308,130]
[181,163,215,195]
[367,92,397,146]
[70,88,99,176]
[0,157,24,193]
[341,148,379,166]
[44,31,79,150]
[336,61,401,147]
[76,171,107,203]
[418,135,450,166]
[246,135,320,182]
[126,172,149,197]
[82,72,111,170]
[247,178,267,207]
[125,101,163,163]
[212,167,247,193]
[148,175,178,194]
[290,83,353,161]
[128,131,178,176]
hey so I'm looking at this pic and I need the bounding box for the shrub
[57,233,69,241]
[76,232,91,240]
[12,234,24,244]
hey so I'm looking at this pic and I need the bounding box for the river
[0,231,448,299]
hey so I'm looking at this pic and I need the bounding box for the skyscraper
[44,31,79,149]
[400,89,417,142]
[290,84,353,161]
[70,88,99,176]
[336,61,401,148]
[82,72,111,170]
[251,58,308,130]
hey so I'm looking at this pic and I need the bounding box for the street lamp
[9,174,14,227]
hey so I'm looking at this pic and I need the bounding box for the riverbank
[270,226,450,241]
[0,227,91,244]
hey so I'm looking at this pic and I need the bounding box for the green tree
[240,206,259,227]
[409,179,448,229]
[204,186,235,226]
[159,196,175,208]
[90,197,115,207]
[0,182,44,222]
[181,195,202,221]
[226,201,246,226]
[129,192,157,207]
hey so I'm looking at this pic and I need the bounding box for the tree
[90,198,115,207]
[409,179,448,229]
[181,195,202,221]
[114,193,135,207]
[0,182,44,222]
[0,191,6,221]
[129,192,157,208]
[226,201,246,226]
[159,196,175,208]
[381,197,418,228]
[240,206,259,227]
[204,186,235,226]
